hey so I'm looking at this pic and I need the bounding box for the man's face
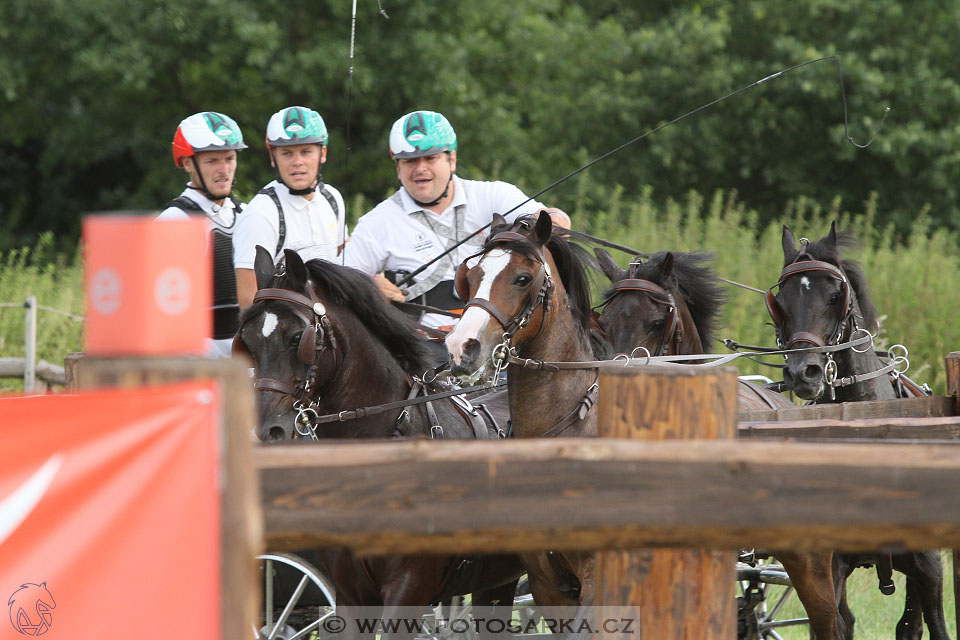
[186,149,237,199]
[396,151,457,204]
[273,144,325,192]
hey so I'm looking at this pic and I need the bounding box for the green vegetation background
[2,187,957,395]
[2,0,960,250]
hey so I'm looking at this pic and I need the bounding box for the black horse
[769,223,948,640]
[593,247,852,638]
[235,246,523,636]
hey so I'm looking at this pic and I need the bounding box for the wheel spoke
[268,575,310,640]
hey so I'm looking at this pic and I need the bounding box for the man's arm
[236,268,258,310]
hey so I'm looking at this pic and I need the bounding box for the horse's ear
[533,209,552,246]
[659,252,675,281]
[781,225,796,258]
[254,245,275,291]
[490,213,508,234]
[283,249,308,291]
[825,220,838,248]
[593,248,622,282]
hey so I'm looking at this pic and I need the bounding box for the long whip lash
[395,56,889,288]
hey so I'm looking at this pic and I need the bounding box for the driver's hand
[373,272,406,302]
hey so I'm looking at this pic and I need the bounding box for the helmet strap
[411,174,453,208]
[189,156,229,204]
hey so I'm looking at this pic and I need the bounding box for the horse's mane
[786,230,879,331]
[620,251,727,350]
[483,218,594,340]
[241,260,432,374]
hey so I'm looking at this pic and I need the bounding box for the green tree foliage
[1,0,958,248]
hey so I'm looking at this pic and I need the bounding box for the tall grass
[0,233,84,392]
[1,188,957,396]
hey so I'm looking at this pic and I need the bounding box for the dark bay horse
[446,211,601,611]
[769,223,948,640]
[592,247,846,639]
[235,246,523,631]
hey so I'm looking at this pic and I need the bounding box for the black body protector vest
[258,184,339,258]
[164,196,242,339]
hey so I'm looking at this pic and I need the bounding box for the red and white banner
[0,381,221,638]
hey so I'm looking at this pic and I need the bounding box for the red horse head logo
[8,582,55,636]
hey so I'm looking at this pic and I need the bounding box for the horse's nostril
[463,338,480,359]
[267,426,287,442]
[802,364,823,382]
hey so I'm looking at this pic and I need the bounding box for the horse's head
[446,211,561,382]
[768,222,876,400]
[234,246,335,441]
[594,248,724,358]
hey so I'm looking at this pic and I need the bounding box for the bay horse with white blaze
[769,223,948,640]
[234,246,523,635]
[446,211,601,611]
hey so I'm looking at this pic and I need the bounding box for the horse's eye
[650,319,665,332]
[289,331,304,347]
[514,275,532,287]
[828,292,842,305]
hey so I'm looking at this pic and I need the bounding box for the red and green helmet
[171,112,247,167]
[389,110,457,159]
[266,106,329,147]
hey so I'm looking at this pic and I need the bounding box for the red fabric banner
[0,381,221,638]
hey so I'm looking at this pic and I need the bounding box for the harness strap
[465,298,512,329]
[539,374,600,438]
[255,378,300,396]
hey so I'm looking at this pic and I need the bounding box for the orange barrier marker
[84,214,210,355]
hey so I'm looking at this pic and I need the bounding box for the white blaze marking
[261,312,278,337]
[446,249,512,364]
[800,276,811,293]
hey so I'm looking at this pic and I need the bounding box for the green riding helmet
[266,106,328,147]
[172,112,247,167]
[389,110,457,159]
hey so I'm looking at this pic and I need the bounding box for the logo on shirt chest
[413,232,434,253]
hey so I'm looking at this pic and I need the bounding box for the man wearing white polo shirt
[343,110,569,335]
[233,106,347,309]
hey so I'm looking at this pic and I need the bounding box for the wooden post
[594,364,738,639]
[23,295,37,392]
[947,351,960,636]
[70,355,260,640]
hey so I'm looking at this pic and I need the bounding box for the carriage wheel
[256,552,336,640]
[737,561,810,640]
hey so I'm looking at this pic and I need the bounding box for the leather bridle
[233,287,336,429]
[454,231,555,341]
[598,276,681,357]
[765,255,855,350]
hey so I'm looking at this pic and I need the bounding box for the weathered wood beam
[738,394,955,423]
[258,438,960,555]
[738,416,960,441]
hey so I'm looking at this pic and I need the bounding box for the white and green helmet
[266,106,328,147]
[389,110,457,159]
[172,111,247,167]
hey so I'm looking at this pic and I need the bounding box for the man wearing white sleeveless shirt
[344,110,569,333]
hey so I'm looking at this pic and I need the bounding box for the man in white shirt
[233,106,347,309]
[343,110,570,333]
[158,111,247,357]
